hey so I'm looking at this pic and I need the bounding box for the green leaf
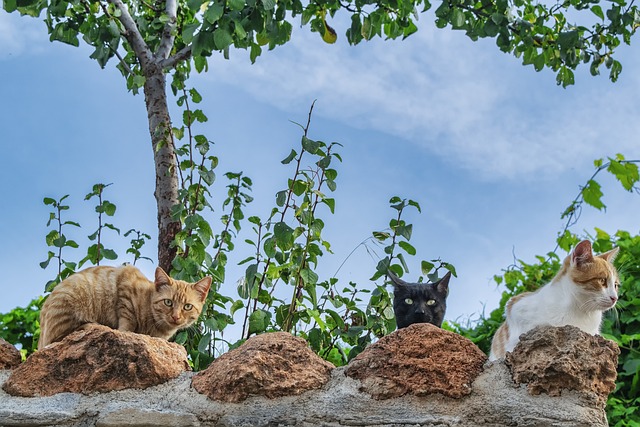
[398,240,416,255]
[228,0,244,10]
[103,201,117,216]
[50,23,80,47]
[206,3,224,23]
[407,199,421,213]
[302,136,320,154]
[261,0,276,10]
[397,253,409,272]
[607,160,639,191]
[581,179,605,210]
[281,149,297,165]
[322,198,335,214]
[292,180,307,196]
[591,5,604,20]
[197,332,212,353]
[451,8,465,28]
[421,260,434,275]
[102,249,118,260]
[300,268,319,285]
[248,309,271,334]
[174,331,188,345]
[275,190,287,207]
[3,0,17,12]
[274,221,294,249]
[230,300,245,316]
[263,236,276,258]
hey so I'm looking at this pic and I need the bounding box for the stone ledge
[0,362,609,427]
[0,325,616,426]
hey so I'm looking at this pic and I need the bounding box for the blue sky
[1,9,639,333]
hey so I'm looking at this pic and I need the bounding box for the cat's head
[563,240,620,311]
[388,271,451,329]
[152,267,212,331]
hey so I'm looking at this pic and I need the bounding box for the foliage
[39,195,81,292]
[3,0,638,97]
[449,155,640,423]
[79,183,120,268]
[0,298,43,359]
[7,105,452,370]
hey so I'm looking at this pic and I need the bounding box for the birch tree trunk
[143,64,181,272]
[109,0,183,272]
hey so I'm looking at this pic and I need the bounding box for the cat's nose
[610,296,618,304]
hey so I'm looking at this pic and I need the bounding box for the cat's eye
[184,303,193,311]
[426,300,436,306]
[404,298,413,305]
[163,299,173,307]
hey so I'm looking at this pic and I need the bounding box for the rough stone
[0,339,21,369]
[2,324,190,397]
[506,325,619,401]
[344,323,487,399]
[0,362,610,426]
[192,331,334,402]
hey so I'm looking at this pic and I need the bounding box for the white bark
[157,0,178,60]
[107,0,182,270]
[107,0,154,68]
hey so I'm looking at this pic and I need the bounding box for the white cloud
[203,16,640,181]
[0,10,47,58]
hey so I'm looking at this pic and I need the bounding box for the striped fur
[38,265,211,349]
[489,240,619,360]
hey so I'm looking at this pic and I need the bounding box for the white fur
[489,252,618,361]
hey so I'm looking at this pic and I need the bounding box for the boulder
[2,324,190,397]
[192,332,334,402]
[506,325,619,401]
[0,339,21,369]
[344,323,487,399]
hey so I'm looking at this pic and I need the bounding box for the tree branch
[107,0,154,69]
[157,0,178,59]
[160,45,192,69]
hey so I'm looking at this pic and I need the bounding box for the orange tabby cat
[38,265,211,349]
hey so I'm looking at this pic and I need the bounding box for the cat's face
[389,272,451,329]
[566,240,619,311]
[152,267,212,331]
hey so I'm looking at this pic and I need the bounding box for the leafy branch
[556,154,640,252]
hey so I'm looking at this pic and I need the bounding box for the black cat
[388,271,451,329]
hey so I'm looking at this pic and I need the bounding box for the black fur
[388,271,451,329]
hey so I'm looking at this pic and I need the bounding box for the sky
[1,8,639,336]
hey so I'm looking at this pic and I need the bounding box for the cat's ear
[600,247,620,264]
[436,271,452,297]
[154,267,172,291]
[571,240,594,267]
[193,277,212,302]
[386,270,408,288]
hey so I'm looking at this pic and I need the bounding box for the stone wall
[0,324,619,427]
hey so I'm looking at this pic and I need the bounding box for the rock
[344,323,487,399]
[0,349,610,426]
[0,339,21,369]
[2,324,190,397]
[192,332,334,402]
[505,325,619,401]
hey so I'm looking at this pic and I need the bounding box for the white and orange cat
[489,240,619,360]
[38,265,211,349]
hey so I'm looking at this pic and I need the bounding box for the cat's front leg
[117,316,138,333]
